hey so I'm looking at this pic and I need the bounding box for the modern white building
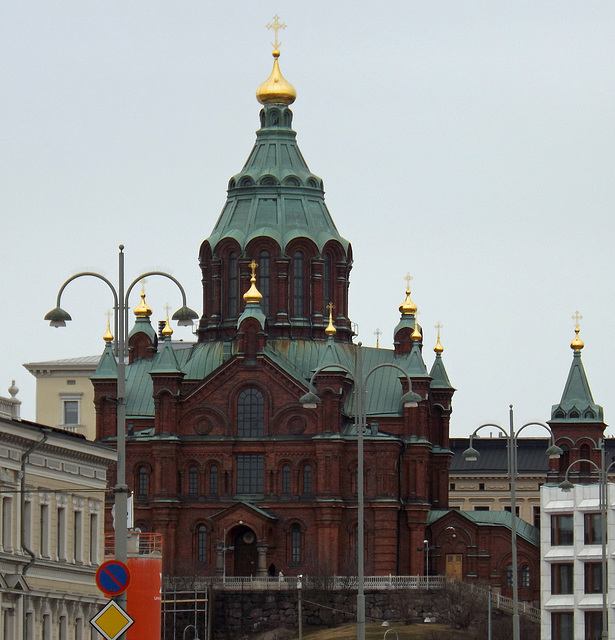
[541,482,615,640]
[0,382,116,639]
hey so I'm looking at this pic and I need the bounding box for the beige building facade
[24,356,99,441]
[0,384,115,639]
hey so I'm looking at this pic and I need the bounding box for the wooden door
[446,553,463,580]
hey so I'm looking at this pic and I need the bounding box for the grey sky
[2,2,613,437]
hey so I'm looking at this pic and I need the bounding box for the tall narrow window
[228,251,238,316]
[1,498,12,551]
[303,465,312,495]
[209,466,219,496]
[584,562,604,594]
[189,466,198,494]
[238,388,264,437]
[89,513,98,564]
[57,507,66,560]
[293,251,304,317]
[138,467,148,498]
[506,564,513,587]
[291,524,301,564]
[23,500,32,549]
[559,444,570,476]
[580,444,591,482]
[74,511,83,563]
[585,513,604,545]
[585,611,604,640]
[197,525,207,562]
[551,612,574,640]
[40,504,49,557]
[282,466,291,494]
[259,250,270,315]
[521,564,530,587]
[552,563,574,594]
[323,253,332,310]
[59,615,68,640]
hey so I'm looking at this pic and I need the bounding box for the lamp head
[172,305,199,327]
[559,479,574,492]
[545,443,564,459]
[44,306,72,328]
[299,391,321,409]
[400,390,422,408]
[462,446,480,463]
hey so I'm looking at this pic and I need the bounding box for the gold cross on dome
[266,15,286,50]
[404,272,413,291]
[326,301,334,314]
[374,328,382,349]
[140,278,147,294]
[572,310,583,330]
[105,309,112,324]
[164,303,172,316]
[249,260,259,278]
[434,321,443,333]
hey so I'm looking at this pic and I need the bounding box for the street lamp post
[45,245,197,632]
[559,441,612,640]
[300,342,421,640]
[423,539,429,587]
[462,406,562,640]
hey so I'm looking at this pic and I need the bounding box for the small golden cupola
[244,260,263,304]
[134,283,153,318]
[103,312,114,343]
[256,15,297,106]
[162,304,173,339]
[411,314,422,342]
[434,322,444,354]
[325,302,336,336]
[399,273,418,316]
[571,310,584,351]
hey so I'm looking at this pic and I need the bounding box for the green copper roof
[206,104,350,253]
[128,316,157,342]
[406,341,428,377]
[149,337,183,375]
[237,301,267,329]
[429,353,453,389]
[551,350,604,422]
[91,342,117,380]
[124,339,422,419]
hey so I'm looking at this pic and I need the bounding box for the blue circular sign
[95,560,131,596]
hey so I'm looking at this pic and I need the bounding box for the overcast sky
[2,2,613,438]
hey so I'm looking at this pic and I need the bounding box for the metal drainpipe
[20,428,51,637]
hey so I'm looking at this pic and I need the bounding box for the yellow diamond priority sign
[90,600,134,640]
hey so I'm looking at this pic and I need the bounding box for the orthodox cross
[572,310,583,330]
[373,328,382,349]
[249,259,259,279]
[326,301,334,320]
[266,15,286,50]
[164,303,172,317]
[434,321,443,336]
[404,272,413,292]
[140,278,147,294]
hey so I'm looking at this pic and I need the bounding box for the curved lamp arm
[462,423,508,462]
[515,421,563,459]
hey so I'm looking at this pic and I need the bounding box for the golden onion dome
[411,316,422,342]
[103,318,114,343]
[434,322,444,354]
[325,303,336,336]
[256,49,297,106]
[134,290,152,318]
[571,326,584,351]
[162,312,173,338]
[243,260,263,304]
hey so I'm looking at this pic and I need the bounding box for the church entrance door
[233,526,258,576]
[446,553,463,580]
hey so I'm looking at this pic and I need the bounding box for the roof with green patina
[550,350,604,422]
[205,104,350,254]
[124,338,434,420]
[428,509,539,546]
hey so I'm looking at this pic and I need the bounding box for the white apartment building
[541,483,615,640]
[0,383,115,639]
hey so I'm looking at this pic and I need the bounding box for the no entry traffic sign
[95,559,131,596]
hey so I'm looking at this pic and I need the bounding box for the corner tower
[198,38,352,343]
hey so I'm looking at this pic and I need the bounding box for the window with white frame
[57,507,66,560]
[40,504,50,557]
[1,497,13,551]
[89,513,99,564]
[60,393,82,426]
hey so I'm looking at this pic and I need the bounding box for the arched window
[197,525,207,563]
[282,466,291,494]
[323,252,334,312]
[292,251,304,317]
[580,444,591,482]
[238,388,264,437]
[291,524,301,564]
[559,444,570,476]
[521,564,530,587]
[259,250,270,316]
[506,564,513,587]
[188,466,198,495]
[228,251,238,316]
[209,466,218,496]
[137,467,148,498]
[302,465,312,495]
